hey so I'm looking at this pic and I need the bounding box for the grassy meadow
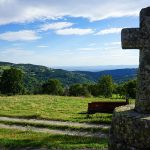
[0,95,128,124]
[0,95,133,149]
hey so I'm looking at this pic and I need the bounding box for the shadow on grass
[73,113,112,124]
[0,134,108,150]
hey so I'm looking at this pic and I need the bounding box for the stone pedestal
[109,105,150,150]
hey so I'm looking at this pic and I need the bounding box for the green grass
[0,128,108,150]
[0,95,128,124]
[0,95,134,149]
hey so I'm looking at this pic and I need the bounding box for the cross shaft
[121,7,150,113]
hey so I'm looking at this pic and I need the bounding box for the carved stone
[122,7,150,113]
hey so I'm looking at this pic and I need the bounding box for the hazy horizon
[1,61,138,72]
[1,61,138,67]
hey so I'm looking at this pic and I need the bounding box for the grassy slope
[0,95,127,124]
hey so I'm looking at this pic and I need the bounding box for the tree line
[0,68,136,99]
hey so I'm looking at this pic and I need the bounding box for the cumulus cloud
[0,0,149,25]
[96,28,123,35]
[56,28,94,35]
[40,22,74,31]
[0,30,41,41]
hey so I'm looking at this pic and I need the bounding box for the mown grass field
[0,95,134,149]
[0,95,128,124]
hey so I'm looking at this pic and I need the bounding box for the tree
[88,84,100,97]
[115,84,126,98]
[42,79,64,95]
[81,84,91,97]
[69,83,91,97]
[124,79,136,99]
[98,75,113,98]
[114,79,137,99]
[0,68,25,95]
[69,84,82,96]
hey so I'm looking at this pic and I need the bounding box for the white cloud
[78,47,99,51]
[12,43,24,46]
[110,42,121,45]
[104,41,121,46]
[0,0,149,25]
[0,30,41,41]
[88,43,96,47]
[40,22,74,31]
[103,41,121,50]
[96,28,123,35]
[1,48,35,57]
[37,45,49,48]
[56,28,94,35]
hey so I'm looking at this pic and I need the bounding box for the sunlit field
[0,95,124,124]
[0,95,134,149]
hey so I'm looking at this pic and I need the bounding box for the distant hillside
[54,65,138,72]
[74,69,137,83]
[0,62,92,92]
[0,62,137,93]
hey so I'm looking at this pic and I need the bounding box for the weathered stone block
[109,105,150,150]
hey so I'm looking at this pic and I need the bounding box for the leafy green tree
[69,84,82,96]
[115,84,126,98]
[69,83,91,97]
[124,79,136,99]
[42,79,64,95]
[0,68,25,95]
[81,84,91,97]
[114,80,136,99]
[88,84,99,97]
[98,75,113,98]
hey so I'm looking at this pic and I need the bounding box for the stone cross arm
[121,28,150,49]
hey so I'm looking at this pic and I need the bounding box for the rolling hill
[0,62,137,93]
[74,69,137,83]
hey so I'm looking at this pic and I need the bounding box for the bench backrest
[88,100,129,114]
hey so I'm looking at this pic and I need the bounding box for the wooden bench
[88,99,129,114]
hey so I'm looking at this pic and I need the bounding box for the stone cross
[122,7,150,113]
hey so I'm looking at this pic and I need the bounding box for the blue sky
[0,0,149,67]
